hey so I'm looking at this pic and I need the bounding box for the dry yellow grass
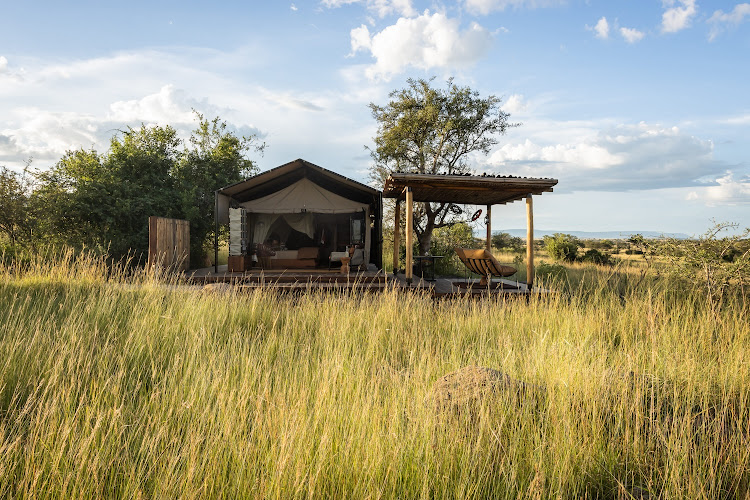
[0,250,748,498]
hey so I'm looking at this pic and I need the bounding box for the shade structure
[382,172,557,205]
[382,172,558,287]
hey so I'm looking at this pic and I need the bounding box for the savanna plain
[0,250,749,499]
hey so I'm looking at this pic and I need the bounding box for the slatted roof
[382,172,558,205]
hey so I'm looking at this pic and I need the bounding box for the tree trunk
[418,231,433,256]
[417,201,436,255]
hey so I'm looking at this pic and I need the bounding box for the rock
[429,365,543,416]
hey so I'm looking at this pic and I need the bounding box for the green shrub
[429,222,477,275]
[491,232,524,252]
[632,222,750,311]
[535,260,567,281]
[581,248,616,266]
[543,233,581,262]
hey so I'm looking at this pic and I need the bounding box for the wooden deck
[187,265,545,297]
[395,274,541,298]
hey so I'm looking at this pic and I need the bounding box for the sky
[1,0,748,235]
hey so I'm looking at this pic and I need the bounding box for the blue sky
[1,0,748,235]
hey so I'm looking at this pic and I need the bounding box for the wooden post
[405,187,413,284]
[393,200,401,276]
[485,204,492,252]
[526,194,534,290]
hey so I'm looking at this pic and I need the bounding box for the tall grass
[0,252,748,498]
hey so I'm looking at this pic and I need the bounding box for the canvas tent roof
[216,158,380,224]
[239,177,368,214]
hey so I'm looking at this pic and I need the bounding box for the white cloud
[489,138,623,170]
[589,17,609,39]
[0,84,218,170]
[290,3,298,11]
[620,27,645,43]
[486,122,727,192]
[0,56,8,73]
[501,94,527,115]
[690,172,750,204]
[0,48,386,178]
[720,113,750,125]
[661,0,697,33]
[320,0,358,7]
[259,88,326,112]
[349,24,372,55]
[464,0,564,16]
[0,109,102,167]
[107,85,199,124]
[708,3,750,41]
[321,0,415,18]
[349,11,493,80]
[706,172,750,203]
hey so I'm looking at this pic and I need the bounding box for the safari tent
[214,159,383,271]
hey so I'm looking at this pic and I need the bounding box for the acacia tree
[369,78,517,255]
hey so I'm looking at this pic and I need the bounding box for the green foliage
[581,248,616,266]
[173,113,263,266]
[429,222,477,275]
[33,113,262,265]
[491,232,524,252]
[585,239,614,251]
[634,222,750,310]
[0,164,38,248]
[369,77,517,255]
[535,261,568,281]
[543,233,581,262]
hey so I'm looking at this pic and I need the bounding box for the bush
[491,232,524,252]
[535,261,567,281]
[543,233,581,262]
[631,222,750,310]
[581,248,616,266]
[429,222,477,275]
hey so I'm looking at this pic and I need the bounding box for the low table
[414,255,444,281]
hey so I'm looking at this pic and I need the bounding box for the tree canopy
[369,78,517,255]
[31,113,262,265]
[0,164,38,250]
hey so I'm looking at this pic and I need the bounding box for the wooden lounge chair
[454,248,516,286]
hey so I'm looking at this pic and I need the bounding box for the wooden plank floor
[186,266,546,297]
[187,265,394,287]
[185,265,550,298]
[392,274,537,297]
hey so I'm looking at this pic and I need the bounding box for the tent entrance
[249,211,370,268]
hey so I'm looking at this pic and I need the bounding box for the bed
[266,247,319,269]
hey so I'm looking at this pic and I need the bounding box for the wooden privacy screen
[148,216,190,271]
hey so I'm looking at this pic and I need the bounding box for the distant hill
[496,229,690,240]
